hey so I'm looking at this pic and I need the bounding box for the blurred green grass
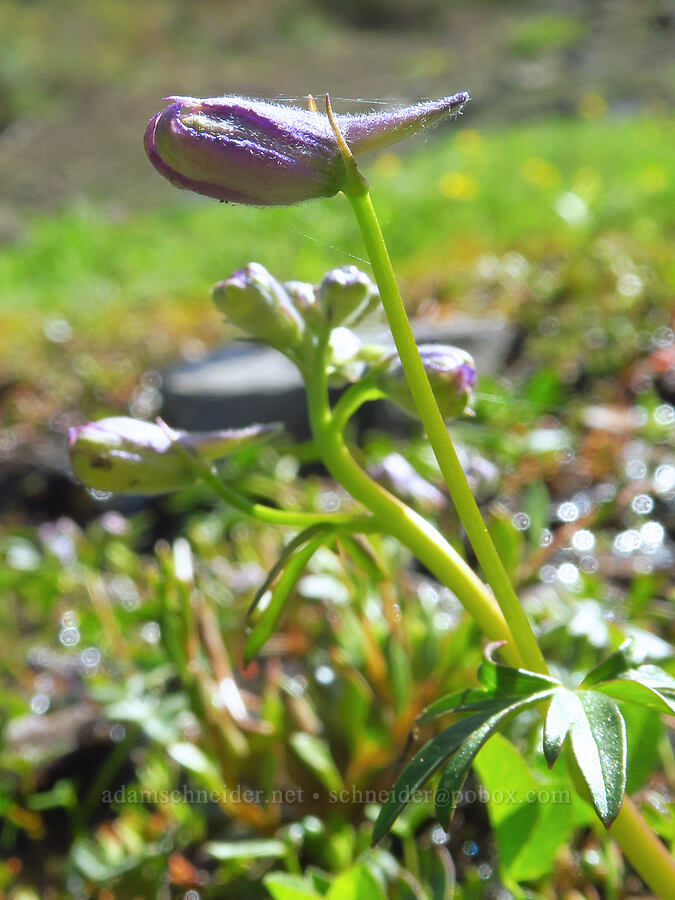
[3,114,672,316]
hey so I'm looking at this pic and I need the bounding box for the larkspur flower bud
[316,266,377,326]
[283,279,325,331]
[213,263,304,350]
[144,92,469,206]
[376,344,476,420]
[69,417,279,495]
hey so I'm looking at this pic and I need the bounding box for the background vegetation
[0,1,673,897]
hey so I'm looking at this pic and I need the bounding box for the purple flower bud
[144,92,469,206]
[316,266,378,327]
[69,417,279,495]
[213,263,304,350]
[376,344,476,420]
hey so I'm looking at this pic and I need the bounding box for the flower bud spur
[376,344,476,420]
[69,417,279,495]
[144,92,470,206]
[213,263,304,351]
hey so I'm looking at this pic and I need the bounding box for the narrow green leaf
[580,641,641,687]
[372,700,517,845]
[621,664,675,693]
[290,733,344,793]
[595,679,675,716]
[325,864,387,900]
[418,688,504,724]
[435,690,553,827]
[543,690,574,769]
[244,532,328,663]
[263,872,321,900]
[247,524,328,618]
[205,839,287,861]
[338,534,387,582]
[479,644,561,696]
[373,690,555,843]
[168,742,221,789]
[547,690,627,827]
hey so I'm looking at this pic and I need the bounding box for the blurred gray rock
[161,315,515,436]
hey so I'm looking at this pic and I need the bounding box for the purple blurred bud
[213,263,304,350]
[144,92,469,206]
[69,417,279,495]
[316,265,378,327]
[376,344,476,420]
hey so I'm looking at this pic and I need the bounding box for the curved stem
[305,347,521,666]
[192,453,376,531]
[609,797,675,900]
[333,181,675,898]
[345,189,547,676]
[331,379,385,432]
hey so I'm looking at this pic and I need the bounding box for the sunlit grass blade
[244,532,330,663]
[246,524,329,618]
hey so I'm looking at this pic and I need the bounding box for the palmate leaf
[544,689,626,827]
[434,690,554,827]
[372,690,556,843]
[595,677,675,716]
[580,640,642,687]
[417,688,507,725]
[581,642,675,717]
[478,642,561,696]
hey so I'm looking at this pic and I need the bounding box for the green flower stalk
[138,87,675,897]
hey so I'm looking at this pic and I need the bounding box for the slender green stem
[305,343,521,666]
[345,189,547,676]
[161,423,376,531]
[609,797,675,900]
[197,460,370,528]
[331,378,385,432]
[334,180,675,898]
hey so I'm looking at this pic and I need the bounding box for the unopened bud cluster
[212,262,379,363]
[213,262,476,418]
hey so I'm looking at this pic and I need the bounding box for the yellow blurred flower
[638,165,669,193]
[455,129,483,157]
[373,153,403,179]
[521,157,560,189]
[578,92,607,119]
[438,172,479,200]
[572,166,601,201]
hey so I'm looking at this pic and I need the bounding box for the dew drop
[60,627,80,647]
[511,512,530,531]
[631,494,654,514]
[30,694,50,715]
